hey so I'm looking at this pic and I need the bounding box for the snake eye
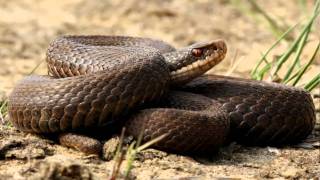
[191,49,203,57]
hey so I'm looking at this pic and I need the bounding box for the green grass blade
[124,143,136,179]
[124,133,168,179]
[283,64,309,84]
[115,128,126,158]
[283,30,310,81]
[28,60,43,75]
[135,125,145,149]
[0,100,7,112]
[292,42,320,86]
[255,63,272,80]
[271,5,320,78]
[316,0,320,13]
[304,74,320,92]
[110,128,126,180]
[136,133,168,152]
[0,100,7,114]
[250,22,299,79]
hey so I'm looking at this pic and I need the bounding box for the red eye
[191,49,203,57]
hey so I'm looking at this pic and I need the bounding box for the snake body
[8,36,315,154]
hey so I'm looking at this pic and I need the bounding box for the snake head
[164,39,227,85]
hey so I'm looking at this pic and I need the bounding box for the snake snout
[170,39,227,85]
[202,39,227,61]
[205,39,227,61]
[215,39,227,54]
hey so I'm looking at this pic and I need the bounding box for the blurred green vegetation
[231,0,320,91]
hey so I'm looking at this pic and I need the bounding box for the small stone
[136,148,168,162]
[103,136,121,161]
[267,147,281,155]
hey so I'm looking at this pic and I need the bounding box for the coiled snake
[8,36,316,155]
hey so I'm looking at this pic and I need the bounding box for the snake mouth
[170,40,227,85]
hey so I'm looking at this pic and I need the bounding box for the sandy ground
[0,0,319,179]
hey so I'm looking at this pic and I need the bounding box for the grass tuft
[110,128,127,180]
[123,133,168,179]
[109,128,168,180]
[251,0,320,92]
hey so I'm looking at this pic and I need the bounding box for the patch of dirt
[1,125,319,179]
[0,0,319,179]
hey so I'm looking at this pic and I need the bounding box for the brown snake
[8,36,315,155]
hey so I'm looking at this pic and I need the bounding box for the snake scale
[8,36,316,155]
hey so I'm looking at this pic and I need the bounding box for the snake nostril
[212,45,218,51]
[214,41,227,54]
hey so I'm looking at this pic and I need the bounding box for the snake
[8,35,316,155]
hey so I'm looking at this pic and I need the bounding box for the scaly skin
[8,36,315,155]
[180,75,315,146]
